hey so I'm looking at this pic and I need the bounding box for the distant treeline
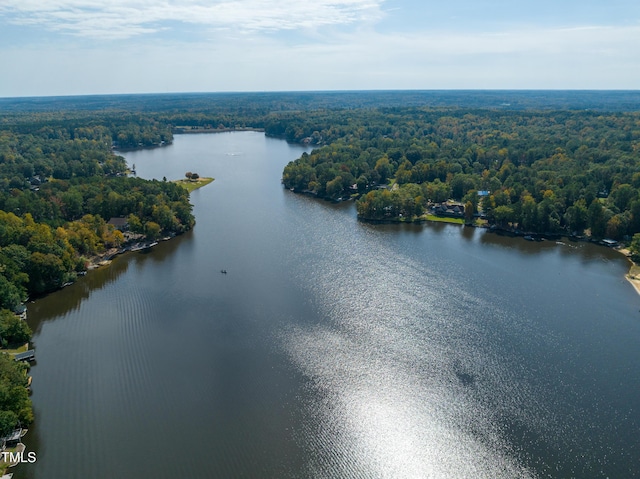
[4,90,640,112]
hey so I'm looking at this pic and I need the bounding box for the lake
[17,132,640,478]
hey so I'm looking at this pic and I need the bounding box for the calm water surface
[17,132,640,478]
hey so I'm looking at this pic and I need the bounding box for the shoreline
[172,177,214,193]
[173,127,264,134]
[86,178,212,271]
[357,215,469,226]
[17,197,193,473]
[618,248,640,296]
[358,206,640,298]
[627,276,640,296]
[86,235,172,271]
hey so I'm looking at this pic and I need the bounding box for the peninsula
[173,177,214,193]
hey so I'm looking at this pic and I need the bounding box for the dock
[13,350,35,362]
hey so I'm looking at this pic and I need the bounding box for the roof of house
[107,217,129,227]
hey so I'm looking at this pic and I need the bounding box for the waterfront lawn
[424,215,465,225]
[173,177,214,193]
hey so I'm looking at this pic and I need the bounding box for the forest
[1,91,640,438]
[281,108,640,241]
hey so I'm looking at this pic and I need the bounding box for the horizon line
[2,88,640,101]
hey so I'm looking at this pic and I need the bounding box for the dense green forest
[281,108,640,240]
[0,352,32,435]
[0,121,195,303]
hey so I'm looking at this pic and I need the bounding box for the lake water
[17,132,640,478]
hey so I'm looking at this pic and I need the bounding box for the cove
[18,132,640,479]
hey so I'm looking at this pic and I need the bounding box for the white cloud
[0,0,385,39]
[349,24,640,57]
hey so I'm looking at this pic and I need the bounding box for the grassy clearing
[423,215,465,225]
[173,177,214,193]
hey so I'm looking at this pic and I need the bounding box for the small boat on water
[220,270,227,274]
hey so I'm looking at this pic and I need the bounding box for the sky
[1,0,639,97]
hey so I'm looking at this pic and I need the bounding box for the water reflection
[21,133,640,479]
[478,229,626,262]
[460,224,476,241]
[28,232,193,329]
[27,258,129,328]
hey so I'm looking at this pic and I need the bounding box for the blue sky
[0,0,639,97]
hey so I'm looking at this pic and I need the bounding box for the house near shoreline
[434,201,465,218]
[107,217,129,231]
